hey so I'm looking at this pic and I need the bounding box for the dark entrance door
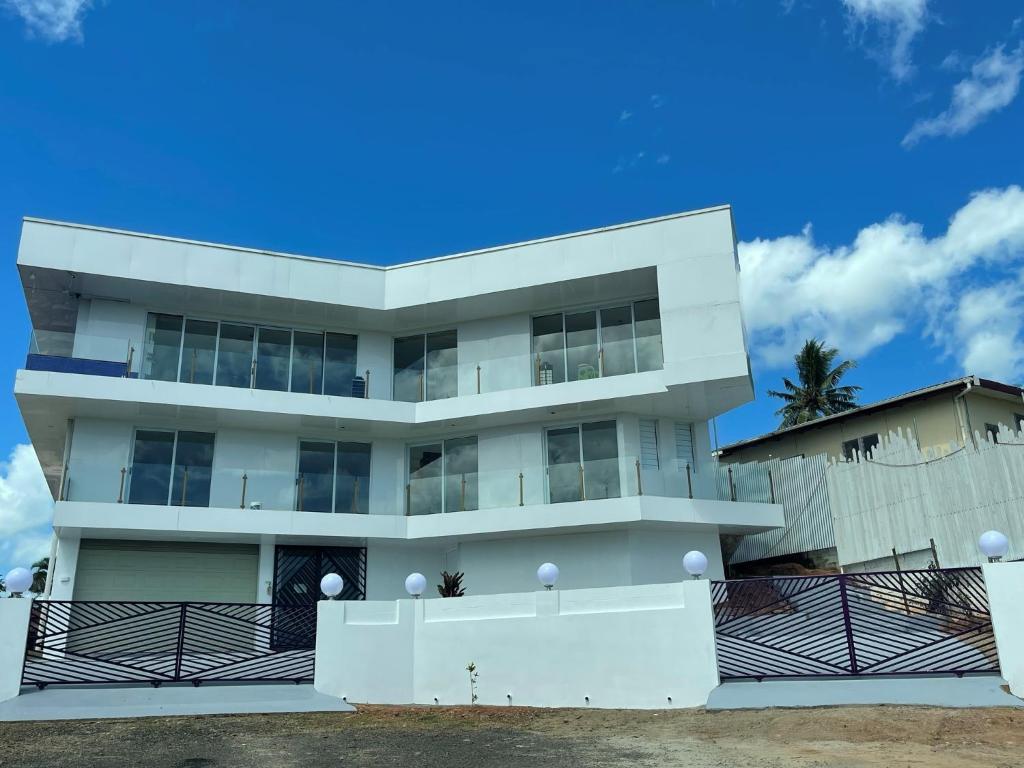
[272,545,367,648]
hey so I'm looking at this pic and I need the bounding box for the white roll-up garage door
[72,540,259,603]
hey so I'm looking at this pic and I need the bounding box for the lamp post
[4,567,32,597]
[978,530,1010,563]
[683,551,708,579]
[537,562,559,591]
[320,573,344,600]
[405,572,427,599]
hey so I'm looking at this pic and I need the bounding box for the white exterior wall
[983,562,1024,698]
[315,581,720,709]
[0,600,33,703]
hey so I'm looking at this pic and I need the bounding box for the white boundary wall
[315,581,720,709]
[0,600,32,703]
[983,562,1024,698]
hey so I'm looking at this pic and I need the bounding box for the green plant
[31,557,48,595]
[768,339,860,428]
[466,662,479,704]
[437,571,466,598]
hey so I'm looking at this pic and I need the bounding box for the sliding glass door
[296,440,372,514]
[393,330,458,402]
[545,420,620,503]
[531,299,662,385]
[407,437,478,515]
[140,313,361,396]
[128,429,215,506]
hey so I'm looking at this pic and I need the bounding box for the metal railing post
[578,464,586,501]
[460,474,467,512]
[685,463,693,499]
[405,483,412,515]
[518,472,524,506]
[476,365,481,394]
[635,458,643,496]
[837,574,859,674]
[173,603,187,682]
[364,369,371,399]
[352,477,360,513]
[240,473,248,509]
[117,467,126,503]
[180,467,189,507]
[125,343,135,378]
[296,474,304,511]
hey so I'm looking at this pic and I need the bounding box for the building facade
[16,207,781,605]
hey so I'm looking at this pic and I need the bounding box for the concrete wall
[0,600,32,703]
[315,581,720,709]
[983,562,1024,698]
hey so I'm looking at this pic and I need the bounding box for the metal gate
[22,601,316,688]
[710,567,999,679]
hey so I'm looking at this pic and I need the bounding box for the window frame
[404,434,478,515]
[542,419,622,503]
[295,438,374,514]
[126,426,217,507]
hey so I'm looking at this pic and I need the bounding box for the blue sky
[0,0,1022,574]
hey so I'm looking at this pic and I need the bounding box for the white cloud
[2,0,94,43]
[903,44,1024,147]
[656,153,671,165]
[950,280,1024,382]
[619,110,633,122]
[738,185,1024,382]
[0,443,54,574]
[842,0,929,81]
[649,93,665,108]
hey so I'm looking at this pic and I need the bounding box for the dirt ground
[1,704,1023,767]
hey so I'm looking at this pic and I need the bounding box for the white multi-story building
[15,206,781,606]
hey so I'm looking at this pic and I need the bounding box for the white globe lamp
[537,562,559,590]
[683,550,708,579]
[320,572,344,599]
[405,572,427,598]
[979,530,1010,563]
[5,567,32,596]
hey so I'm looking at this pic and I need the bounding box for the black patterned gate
[711,567,999,679]
[272,546,366,648]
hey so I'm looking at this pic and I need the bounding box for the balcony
[26,330,136,379]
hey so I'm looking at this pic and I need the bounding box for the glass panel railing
[27,329,138,378]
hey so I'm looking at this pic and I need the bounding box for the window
[674,422,695,470]
[842,433,879,461]
[140,313,360,396]
[985,423,1001,444]
[407,437,478,515]
[296,440,372,514]
[531,299,662,386]
[393,330,458,402]
[1016,414,1024,435]
[128,429,215,506]
[546,420,620,503]
[639,419,660,470]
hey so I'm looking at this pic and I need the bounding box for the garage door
[72,540,259,603]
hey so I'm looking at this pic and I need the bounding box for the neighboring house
[718,376,1024,573]
[15,207,782,607]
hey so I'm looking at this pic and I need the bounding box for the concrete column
[983,561,1024,697]
[48,532,81,601]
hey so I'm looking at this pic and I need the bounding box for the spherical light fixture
[5,567,32,596]
[979,530,1010,563]
[683,551,708,579]
[320,572,344,599]
[537,562,559,590]
[405,572,427,598]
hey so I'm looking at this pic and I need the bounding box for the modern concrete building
[16,207,781,606]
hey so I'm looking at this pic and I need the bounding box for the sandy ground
[1,704,1023,767]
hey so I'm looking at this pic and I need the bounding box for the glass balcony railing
[58,454,719,516]
[26,330,138,378]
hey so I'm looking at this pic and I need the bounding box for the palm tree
[768,339,861,428]
[31,557,49,595]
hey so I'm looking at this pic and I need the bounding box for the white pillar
[48,532,81,601]
[983,561,1024,697]
[0,600,32,702]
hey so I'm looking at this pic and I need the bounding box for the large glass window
[296,440,372,514]
[142,313,360,397]
[181,319,217,385]
[216,323,255,388]
[292,331,325,395]
[531,299,663,385]
[532,314,566,385]
[128,429,215,506]
[633,298,663,373]
[407,437,477,515]
[545,420,620,503]
[393,331,458,402]
[142,314,184,382]
[324,332,358,397]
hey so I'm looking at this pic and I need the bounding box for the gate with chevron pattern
[710,567,999,679]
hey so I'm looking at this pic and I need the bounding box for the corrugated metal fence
[716,453,834,565]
